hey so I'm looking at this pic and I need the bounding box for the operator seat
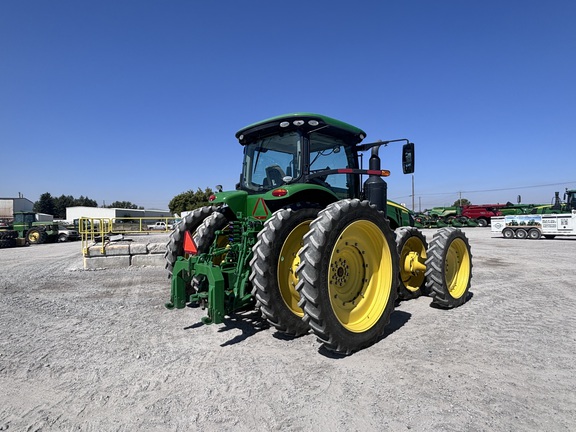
[265,165,285,188]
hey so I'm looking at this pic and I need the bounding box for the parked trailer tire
[528,229,541,240]
[395,226,428,300]
[425,227,472,309]
[164,206,217,277]
[297,199,398,354]
[502,228,515,239]
[515,229,528,239]
[250,205,320,336]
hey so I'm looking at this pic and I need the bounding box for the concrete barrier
[83,241,166,269]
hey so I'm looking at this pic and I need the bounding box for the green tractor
[165,113,473,354]
[0,212,59,247]
[530,189,576,215]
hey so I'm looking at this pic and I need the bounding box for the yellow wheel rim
[445,237,471,299]
[28,231,39,242]
[277,221,311,317]
[399,237,427,293]
[328,220,393,333]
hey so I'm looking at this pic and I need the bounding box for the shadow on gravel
[386,309,412,335]
[182,309,270,347]
[219,310,270,347]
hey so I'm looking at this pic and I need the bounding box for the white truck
[147,221,174,231]
[491,211,576,239]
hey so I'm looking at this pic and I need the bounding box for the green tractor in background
[165,113,473,354]
[0,211,59,247]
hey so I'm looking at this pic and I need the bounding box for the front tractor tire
[164,206,217,276]
[250,205,320,336]
[425,227,473,308]
[396,227,428,300]
[297,199,398,355]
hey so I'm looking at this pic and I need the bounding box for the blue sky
[1,0,575,212]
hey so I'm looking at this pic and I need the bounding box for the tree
[75,196,98,207]
[168,187,213,215]
[34,192,55,215]
[106,201,142,209]
[54,195,75,219]
[453,198,471,207]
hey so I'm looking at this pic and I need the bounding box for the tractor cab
[13,212,37,229]
[236,113,366,200]
[236,112,415,215]
[565,189,576,211]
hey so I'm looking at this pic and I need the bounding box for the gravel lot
[1,228,575,431]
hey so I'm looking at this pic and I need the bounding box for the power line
[404,181,576,198]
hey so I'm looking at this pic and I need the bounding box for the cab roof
[235,112,367,145]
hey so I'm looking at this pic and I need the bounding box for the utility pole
[411,174,415,211]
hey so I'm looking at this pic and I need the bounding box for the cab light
[280,121,290,127]
[272,189,288,197]
[293,120,304,126]
[367,170,391,177]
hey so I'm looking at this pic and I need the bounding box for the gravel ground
[1,228,575,431]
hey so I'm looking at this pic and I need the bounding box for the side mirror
[402,142,415,174]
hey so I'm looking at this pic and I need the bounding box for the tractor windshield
[240,132,302,191]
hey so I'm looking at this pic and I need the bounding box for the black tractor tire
[296,199,398,355]
[425,227,473,309]
[27,228,47,245]
[58,233,68,242]
[193,211,230,258]
[396,226,428,300]
[0,230,17,240]
[249,205,320,336]
[0,238,16,248]
[164,206,217,277]
[189,211,232,297]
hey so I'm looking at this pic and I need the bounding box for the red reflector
[183,231,197,255]
[209,195,216,202]
[272,188,288,197]
[337,168,353,173]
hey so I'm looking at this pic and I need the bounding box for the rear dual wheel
[250,205,320,336]
[297,199,398,355]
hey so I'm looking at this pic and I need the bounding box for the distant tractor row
[491,189,576,240]
[415,188,576,228]
[0,212,79,248]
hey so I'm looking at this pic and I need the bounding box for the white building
[66,206,172,223]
